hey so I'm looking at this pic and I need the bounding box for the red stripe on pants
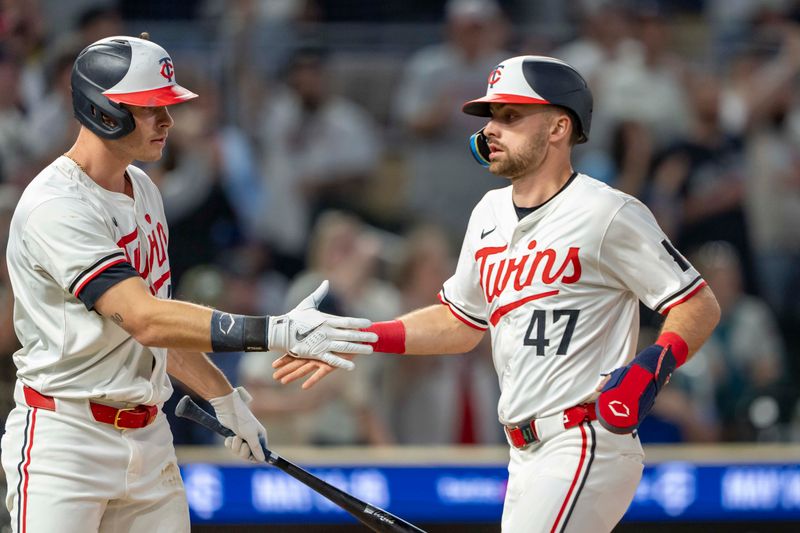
[550,424,587,533]
[21,407,38,533]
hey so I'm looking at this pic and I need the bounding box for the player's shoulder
[125,164,161,197]
[472,185,511,216]
[14,157,91,220]
[125,163,154,187]
[572,173,636,211]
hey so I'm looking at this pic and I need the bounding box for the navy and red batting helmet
[71,35,198,139]
[463,55,593,166]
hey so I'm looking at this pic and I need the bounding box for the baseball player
[0,35,376,533]
[274,55,721,532]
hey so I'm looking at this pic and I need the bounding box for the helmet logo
[159,57,174,82]
[488,65,504,88]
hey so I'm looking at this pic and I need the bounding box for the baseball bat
[175,395,426,533]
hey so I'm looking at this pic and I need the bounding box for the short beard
[489,128,549,179]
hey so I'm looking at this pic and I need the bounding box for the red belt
[23,386,158,430]
[504,403,597,449]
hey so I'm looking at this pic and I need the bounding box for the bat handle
[174,395,278,463]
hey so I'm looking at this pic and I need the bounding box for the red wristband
[363,320,406,354]
[656,331,688,367]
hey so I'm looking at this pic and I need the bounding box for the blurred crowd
[1,0,800,449]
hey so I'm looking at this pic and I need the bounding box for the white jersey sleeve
[439,207,490,330]
[599,199,706,314]
[21,197,137,308]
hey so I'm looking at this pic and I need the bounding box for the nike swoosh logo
[481,227,497,239]
[295,323,324,341]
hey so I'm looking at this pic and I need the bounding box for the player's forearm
[372,304,484,355]
[659,285,720,361]
[167,349,232,399]
[132,297,216,351]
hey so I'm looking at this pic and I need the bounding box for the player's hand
[267,280,377,370]
[595,343,678,434]
[209,387,267,462]
[272,353,345,389]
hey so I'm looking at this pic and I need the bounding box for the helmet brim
[462,93,550,116]
[104,84,198,107]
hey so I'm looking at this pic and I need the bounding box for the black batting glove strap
[210,310,269,352]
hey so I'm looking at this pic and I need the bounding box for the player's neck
[65,129,133,196]
[510,153,574,208]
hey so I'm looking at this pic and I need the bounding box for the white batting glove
[209,387,267,463]
[267,280,378,370]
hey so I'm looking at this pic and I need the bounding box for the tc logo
[488,65,504,88]
[608,401,630,418]
[159,57,174,82]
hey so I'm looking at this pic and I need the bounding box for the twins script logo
[117,213,171,296]
[475,240,581,325]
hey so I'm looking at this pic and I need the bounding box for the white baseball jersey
[439,173,705,426]
[6,155,173,405]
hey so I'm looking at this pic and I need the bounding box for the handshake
[212,280,376,462]
[266,279,378,370]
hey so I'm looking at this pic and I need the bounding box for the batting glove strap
[596,342,679,434]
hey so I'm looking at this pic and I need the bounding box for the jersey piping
[77,262,140,310]
[657,278,707,314]
[69,251,127,296]
[438,288,488,330]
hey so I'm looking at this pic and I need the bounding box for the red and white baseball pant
[1,381,189,533]
[502,420,644,532]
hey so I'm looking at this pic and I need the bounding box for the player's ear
[549,111,571,142]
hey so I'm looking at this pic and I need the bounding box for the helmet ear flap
[72,81,136,139]
[469,128,491,167]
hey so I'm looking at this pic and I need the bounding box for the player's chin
[139,146,166,162]
[487,160,508,176]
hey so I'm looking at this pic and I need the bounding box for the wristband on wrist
[363,320,406,354]
[210,310,270,352]
[655,331,688,367]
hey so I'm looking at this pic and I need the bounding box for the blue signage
[180,462,800,524]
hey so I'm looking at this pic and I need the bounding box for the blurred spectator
[75,4,124,46]
[592,3,690,152]
[0,186,21,424]
[590,119,656,196]
[720,24,800,136]
[648,71,757,293]
[26,44,81,164]
[145,71,245,286]
[393,0,509,242]
[255,45,382,264]
[383,224,502,444]
[241,211,397,445]
[689,241,791,441]
[722,28,800,314]
[552,1,638,86]
[2,0,48,112]
[0,51,33,185]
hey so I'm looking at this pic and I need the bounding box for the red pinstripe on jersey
[550,423,595,532]
[16,407,38,533]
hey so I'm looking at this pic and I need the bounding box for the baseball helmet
[71,35,198,139]
[463,55,592,167]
